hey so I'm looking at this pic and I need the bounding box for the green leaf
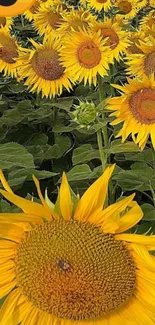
[141,204,155,221]
[72,144,99,165]
[106,140,140,154]
[66,164,93,181]
[0,143,34,169]
[8,169,57,187]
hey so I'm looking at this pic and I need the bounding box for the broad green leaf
[141,204,155,221]
[0,143,34,169]
[72,144,99,165]
[67,164,93,181]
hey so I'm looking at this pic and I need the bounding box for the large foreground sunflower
[0,166,155,324]
[61,30,110,86]
[18,36,73,98]
[0,30,19,78]
[106,75,155,150]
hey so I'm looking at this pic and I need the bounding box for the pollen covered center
[129,88,155,124]
[31,49,65,80]
[0,35,18,63]
[118,1,132,14]
[77,41,101,68]
[101,28,119,49]
[15,219,136,321]
[144,51,155,76]
[47,11,63,29]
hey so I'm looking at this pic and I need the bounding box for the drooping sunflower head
[33,3,66,37]
[18,36,73,98]
[106,75,155,150]
[59,7,95,33]
[126,36,155,79]
[0,165,155,325]
[85,0,112,12]
[91,18,130,62]
[115,0,140,20]
[60,29,110,86]
[0,30,19,78]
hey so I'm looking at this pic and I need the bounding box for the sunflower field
[0,0,155,324]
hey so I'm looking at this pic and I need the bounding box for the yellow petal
[0,170,13,193]
[115,233,155,246]
[59,173,73,221]
[0,279,17,299]
[115,200,143,233]
[32,175,53,215]
[0,213,43,224]
[74,165,115,222]
[0,189,52,220]
[0,223,24,242]
[0,288,21,323]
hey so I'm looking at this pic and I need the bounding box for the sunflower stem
[97,75,109,167]
[97,129,106,171]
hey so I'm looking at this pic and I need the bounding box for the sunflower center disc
[77,41,101,68]
[15,219,136,320]
[144,51,155,76]
[129,88,155,124]
[101,28,119,49]
[118,1,132,14]
[0,36,18,63]
[31,49,65,80]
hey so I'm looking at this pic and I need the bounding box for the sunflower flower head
[0,30,19,78]
[91,18,130,62]
[18,36,73,98]
[0,166,155,325]
[60,29,110,86]
[115,0,140,21]
[106,75,155,150]
[126,36,155,79]
[59,7,95,33]
[33,3,66,37]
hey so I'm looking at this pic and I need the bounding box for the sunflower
[126,36,155,79]
[24,0,51,22]
[106,75,155,150]
[60,30,110,86]
[115,0,140,20]
[126,30,146,54]
[18,37,73,98]
[0,30,19,78]
[91,18,130,62]
[1,165,155,325]
[85,0,112,12]
[140,10,155,32]
[0,16,12,31]
[33,3,66,37]
[58,7,95,33]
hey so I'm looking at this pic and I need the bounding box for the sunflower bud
[72,101,98,128]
